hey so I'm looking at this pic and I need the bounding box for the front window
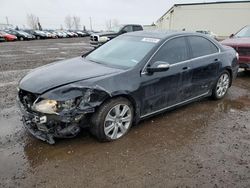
[0,31,7,35]
[235,26,250,38]
[86,36,159,68]
[151,37,189,64]
[18,31,28,35]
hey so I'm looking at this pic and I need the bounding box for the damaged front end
[17,86,109,144]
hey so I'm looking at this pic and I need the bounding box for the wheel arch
[224,67,233,87]
[101,93,140,124]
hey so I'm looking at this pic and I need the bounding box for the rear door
[186,36,220,98]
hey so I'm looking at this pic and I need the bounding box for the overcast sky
[0,0,239,30]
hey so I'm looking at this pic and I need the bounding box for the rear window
[188,36,219,58]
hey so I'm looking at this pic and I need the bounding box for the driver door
[139,36,190,117]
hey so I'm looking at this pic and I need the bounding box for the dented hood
[19,57,121,94]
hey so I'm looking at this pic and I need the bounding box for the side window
[123,26,133,33]
[133,26,143,31]
[151,37,189,64]
[188,36,218,58]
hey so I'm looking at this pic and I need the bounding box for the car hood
[221,37,250,47]
[19,57,122,94]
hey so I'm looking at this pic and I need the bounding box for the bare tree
[72,16,81,30]
[65,15,73,30]
[105,20,112,31]
[112,19,119,27]
[27,14,38,30]
[105,19,120,31]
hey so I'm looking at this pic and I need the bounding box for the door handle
[182,67,190,70]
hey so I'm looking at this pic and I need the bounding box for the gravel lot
[0,38,250,188]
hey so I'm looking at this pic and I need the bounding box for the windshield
[235,26,250,38]
[18,31,28,35]
[109,26,123,32]
[86,36,159,68]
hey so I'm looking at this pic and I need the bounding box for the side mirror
[146,61,170,74]
[229,34,234,38]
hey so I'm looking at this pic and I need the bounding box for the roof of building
[157,1,250,22]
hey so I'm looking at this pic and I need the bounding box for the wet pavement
[0,38,250,188]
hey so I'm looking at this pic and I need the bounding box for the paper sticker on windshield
[142,38,160,43]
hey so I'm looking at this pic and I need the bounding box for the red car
[0,31,17,41]
[221,25,250,71]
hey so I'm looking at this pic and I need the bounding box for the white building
[156,1,250,37]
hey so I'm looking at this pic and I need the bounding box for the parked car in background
[5,29,34,40]
[196,30,218,40]
[44,30,58,38]
[90,24,143,47]
[52,31,63,38]
[0,33,6,42]
[17,31,238,144]
[221,25,250,71]
[60,31,69,38]
[0,31,17,41]
[24,30,47,39]
[64,31,74,37]
[74,31,88,37]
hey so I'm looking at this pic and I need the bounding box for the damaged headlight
[34,99,78,114]
[34,90,93,114]
[34,99,58,115]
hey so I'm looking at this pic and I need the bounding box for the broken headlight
[34,99,58,115]
[34,99,78,114]
[34,90,93,114]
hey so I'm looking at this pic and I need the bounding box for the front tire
[212,71,230,100]
[90,97,134,141]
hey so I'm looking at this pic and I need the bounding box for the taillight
[236,52,239,61]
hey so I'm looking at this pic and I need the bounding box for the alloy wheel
[104,104,132,140]
[216,73,229,98]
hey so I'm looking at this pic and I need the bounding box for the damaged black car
[17,31,239,144]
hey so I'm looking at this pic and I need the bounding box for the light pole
[89,17,93,31]
[6,16,9,25]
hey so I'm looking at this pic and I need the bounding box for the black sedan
[5,30,34,40]
[17,31,239,144]
[24,30,47,39]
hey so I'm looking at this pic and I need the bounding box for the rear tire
[212,71,230,100]
[90,97,134,142]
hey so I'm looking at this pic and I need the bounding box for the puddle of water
[0,117,29,184]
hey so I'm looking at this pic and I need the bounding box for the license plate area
[36,123,49,132]
[31,116,48,132]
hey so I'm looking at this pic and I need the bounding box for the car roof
[124,30,213,40]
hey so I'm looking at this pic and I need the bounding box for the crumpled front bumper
[17,98,85,144]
